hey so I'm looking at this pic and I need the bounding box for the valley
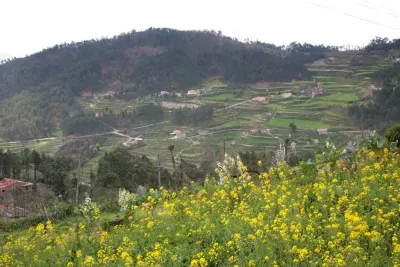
[1,49,396,181]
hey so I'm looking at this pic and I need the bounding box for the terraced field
[2,51,397,177]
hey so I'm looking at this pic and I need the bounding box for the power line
[308,1,400,31]
[357,0,397,18]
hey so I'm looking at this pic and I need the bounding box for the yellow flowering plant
[1,146,400,266]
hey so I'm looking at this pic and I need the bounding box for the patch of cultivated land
[3,52,397,177]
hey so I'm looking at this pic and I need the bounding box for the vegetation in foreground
[1,141,400,266]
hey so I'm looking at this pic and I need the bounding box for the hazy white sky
[1,0,400,59]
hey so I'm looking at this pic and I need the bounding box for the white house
[317,128,328,135]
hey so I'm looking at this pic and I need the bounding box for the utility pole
[157,153,161,189]
[168,145,176,172]
[284,138,290,162]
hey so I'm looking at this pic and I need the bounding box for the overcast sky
[1,0,400,59]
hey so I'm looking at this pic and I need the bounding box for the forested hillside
[0,28,336,140]
[349,62,400,131]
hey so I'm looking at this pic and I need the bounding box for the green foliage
[135,103,164,122]
[289,122,297,133]
[172,105,213,125]
[96,148,171,191]
[385,124,400,147]
[221,49,311,82]
[60,114,105,136]
[0,88,73,140]
[364,36,400,51]
[349,64,400,128]
[38,155,74,196]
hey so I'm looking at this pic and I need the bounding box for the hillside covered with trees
[349,62,400,131]
[0,28,338,141]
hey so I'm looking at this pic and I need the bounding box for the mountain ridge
[0,27,336,141]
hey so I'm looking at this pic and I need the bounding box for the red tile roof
[0,178,33,189]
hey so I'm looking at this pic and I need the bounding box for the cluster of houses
[0,178,34,218]
[159,91,182,97]
[159,88,207,98]
[81,89,118,99]
[282,92,293,98]
[299,85,326,96]
[252,96,268,103]
[248,128,271,135]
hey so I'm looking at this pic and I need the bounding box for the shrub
[385,123,400,147]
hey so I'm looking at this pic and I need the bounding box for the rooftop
[0,178,33,189]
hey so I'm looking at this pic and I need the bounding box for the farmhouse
[317,128,328,135]
[187,90,198,97]
[261,129,271,135]
[249,128,262,135]
[0,178,33,203]
[159,91,170,97]
[171,130,186,139]
[300,85,325,95]
[312,87,325,95]
[252,96,268,103]
[123,137,145,148]
[282,92,293,98]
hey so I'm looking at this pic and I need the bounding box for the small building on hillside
[159,91,171,97]
[171,130,186,139]
[317,128,328,135]
[249,128,263,135]
[0,178,33,203]
[312,87,325,95]
[261,129,271,135]
[95,112,100,117]
[123,137,145,148]
[282,92,293,98]
[252,96,268,103]
[187,90,198,97]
